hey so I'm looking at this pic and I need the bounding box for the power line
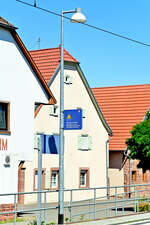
[16,0,150,48]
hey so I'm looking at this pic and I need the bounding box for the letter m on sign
[2,139,7,150]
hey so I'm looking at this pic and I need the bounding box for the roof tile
[29,47,78,83]
[92,84,150,151]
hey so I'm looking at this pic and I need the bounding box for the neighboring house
[22,47,113,204]
[92,84,150,194]
[0,16,55,216]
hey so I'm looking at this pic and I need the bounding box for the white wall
[0,27,51,202]
[24,63,108,203]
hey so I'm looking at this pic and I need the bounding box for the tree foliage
[126,111,150,171]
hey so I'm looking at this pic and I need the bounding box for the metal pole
[129,157,131,198]
[44,192,47,225]
[106,139,109,199]
[14,194,17,225]
[69,190,72,222]
[37,135,42,225]
[94,188,96,220]
[58,11,65,225]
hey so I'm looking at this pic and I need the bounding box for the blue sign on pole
[64,109,82,130]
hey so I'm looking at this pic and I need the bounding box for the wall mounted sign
[64,109,82,130]
[0,138,8,150]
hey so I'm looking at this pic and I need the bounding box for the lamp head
[71,8,86,23]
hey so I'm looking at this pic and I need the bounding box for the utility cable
[16,0,150,48]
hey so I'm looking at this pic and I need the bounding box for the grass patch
[0,218,24,224]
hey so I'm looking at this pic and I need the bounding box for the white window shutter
[49,105,54,115]
[78,135,83,149]
[82,109,85,118]
[45,171,50,189]
[88,136,92,150]
[69,76,73,84]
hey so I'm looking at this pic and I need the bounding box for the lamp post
[59,8,86,225]
[128,150,131,198]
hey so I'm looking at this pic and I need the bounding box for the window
[143,172,146,182]
[131,171,136,182]
[79,168,89,188]
[33,169,45,190]
[0,102,10,132]
[49,105,58,117]
[78,135,92,150]
[51,168,59,189]
[64,75,72,84]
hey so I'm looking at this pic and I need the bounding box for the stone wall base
[0,204,15,221]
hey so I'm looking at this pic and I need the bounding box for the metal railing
[1,183,150,224]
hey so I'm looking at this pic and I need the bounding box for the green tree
[126,110,150,171]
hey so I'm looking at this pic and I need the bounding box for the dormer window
[49,105,58,117]
[64,75,72,84]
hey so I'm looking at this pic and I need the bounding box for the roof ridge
[29,46,78,62]
[29,47,60,52]
[92,84,150,89]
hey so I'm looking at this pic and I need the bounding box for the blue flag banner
[64,109,82,130]
[41,134,60,154]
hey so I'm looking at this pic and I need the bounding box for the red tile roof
[0,16,16,29]
[29,47,78,84]
[92,84,150,151]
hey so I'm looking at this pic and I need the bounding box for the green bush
[138,202,150,212]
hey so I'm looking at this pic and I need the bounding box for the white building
[22,47,113,203]
[0,17,55,208]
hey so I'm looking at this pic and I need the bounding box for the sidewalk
[3,212,150,225]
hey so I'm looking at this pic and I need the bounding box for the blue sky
[1,0,150,87]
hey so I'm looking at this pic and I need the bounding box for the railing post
[106,194,109,218]
[115,187,117,216]
[89,199,91,220]
[122,192,124,215]
[134,186,137,213]
[69,190,72,222]
[44,192,47,225]
[14,194,17,225]
[94,188,96,220]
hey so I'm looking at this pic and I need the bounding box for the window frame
[143,171,147,182]
[0,101,10,134]
[64,75,72,84]
[131,170,136,182]
[33,168,46,191]
[50,168,59,190]
[49,105,58,117]
[78,134,92,151]
[79,168,90,188]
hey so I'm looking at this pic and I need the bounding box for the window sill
[50,187,59,191]
[0,130,11,135]
[79,186,89,189]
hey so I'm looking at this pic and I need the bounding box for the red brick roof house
[29,47,78,84]
[0,16,56,216]
[92,84,150,190]
[21,47,114,204]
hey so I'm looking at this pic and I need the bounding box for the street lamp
[59,8,86,225]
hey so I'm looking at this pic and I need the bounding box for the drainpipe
[124,149,131,198]
[106,136,112,199]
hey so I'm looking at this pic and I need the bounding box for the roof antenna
[38,37,40,49]
[34,0,36,7]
